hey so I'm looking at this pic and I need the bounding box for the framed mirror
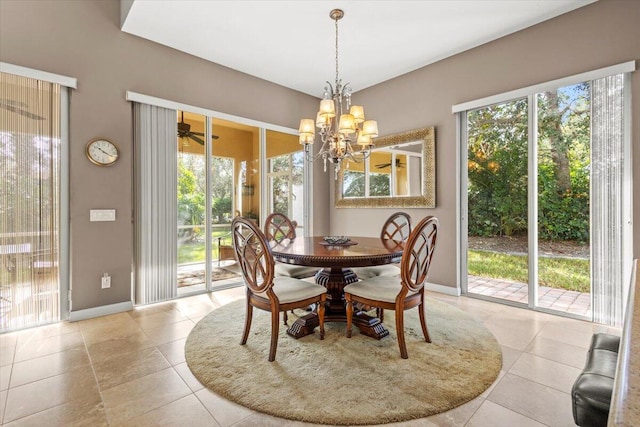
[335,126,435,208]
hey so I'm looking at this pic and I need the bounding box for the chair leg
[418,303,431,343]
[283,311,288,325]
[377,308,384,322]
[345,294,353,338]
[241,302,253,345]
[269,308,280,362]
[395,309,408,359]
[318,295,326,340]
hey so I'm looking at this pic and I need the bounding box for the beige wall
[331,0,640,289]
[0,0,324,311]
[0,0,638,310]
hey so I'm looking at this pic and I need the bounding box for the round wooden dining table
[270,236,404,340]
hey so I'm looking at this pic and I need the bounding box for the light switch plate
[90,209,116,222]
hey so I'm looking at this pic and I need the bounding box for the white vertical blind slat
[591,74,628,326]
[133,103,177,305]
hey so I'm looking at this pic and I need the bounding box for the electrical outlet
[101,273,111,289]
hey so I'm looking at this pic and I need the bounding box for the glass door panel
[211,119,260,289]
[177,111,207,295]
[466,98,530,305]
[266,130,304,232]
[535,83,591,316]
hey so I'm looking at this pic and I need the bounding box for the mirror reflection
[335,126,435,208]
[342,141,423,198]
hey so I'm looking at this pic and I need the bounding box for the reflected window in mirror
[335,127,435,208]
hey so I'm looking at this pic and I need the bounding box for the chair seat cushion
[351,264,400,280]
[344,276,416,303]
[275,263,319,279]
[272,277,327,304]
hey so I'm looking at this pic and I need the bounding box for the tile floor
[0,287,620,426]
[467,275,592,317]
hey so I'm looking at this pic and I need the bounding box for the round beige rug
[185,297,502,425]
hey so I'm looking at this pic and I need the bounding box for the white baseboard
[69,301,133,322]
[425,282,461,296]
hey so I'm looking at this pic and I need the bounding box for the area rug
[185,297,502,425]
[177,267,240,288]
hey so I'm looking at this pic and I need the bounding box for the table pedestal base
[286,267,390,340]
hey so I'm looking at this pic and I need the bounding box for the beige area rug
[185,297,502,425]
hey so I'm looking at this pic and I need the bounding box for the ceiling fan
[375,158,405,169]
[0,99,45,120]
[178,111,219,145]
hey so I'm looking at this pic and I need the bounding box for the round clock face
[86,138,119,166]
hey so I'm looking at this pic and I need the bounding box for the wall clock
[86,138,119,166]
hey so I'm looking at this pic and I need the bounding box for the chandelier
[298,9,379,179]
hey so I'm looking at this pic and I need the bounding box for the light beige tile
[231,412,317,427]
[426,396,484,426]
[3,398,108,427]
[112,394,218,427]
[0,331,18,349]
[1,364,11,391]
[0,344,16,367]
[526,335,588,369]
[0,389,7,424]
[101,368,191,425]
[92,347,170,390]
[156,338,187,365]
[15,321,80,347]
[482,320,538,351]
[174,362,204,392]
[80,318,145,346]
[132,309,189,331]
[13,331,84,363]
[78,312,133,331]
[86,330,154,364]
[500,345,521,371]
[143,319,195,345]
[195,388,254,427]
[466,400,546,427]
[487,373,575,426]
[536,319,596,348]
[10,346,90,388]
[509,352,582,393]
[3,365,100,423]
[128,302,179,319]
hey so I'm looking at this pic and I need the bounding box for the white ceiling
[121,0,596,98]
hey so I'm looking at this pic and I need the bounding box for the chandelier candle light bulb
[299,8,379,179]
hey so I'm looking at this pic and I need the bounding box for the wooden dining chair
[344,215,438,359]
[264,212,319,280]
[351,212,412,280]
[264,212,320,325]
[232,217,327,362]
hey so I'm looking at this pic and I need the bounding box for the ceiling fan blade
[0,103,45,120]
[190,131,220,140]
[189,134,205,145]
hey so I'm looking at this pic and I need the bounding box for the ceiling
[121,0,596,98]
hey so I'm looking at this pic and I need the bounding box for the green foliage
[467,84,591,243]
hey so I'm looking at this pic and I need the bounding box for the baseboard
[69,301,133,322]
[425,282,461,296]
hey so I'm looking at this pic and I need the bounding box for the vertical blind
[0,72,61,331]
[133,103,178,304]
[591,74,629,326]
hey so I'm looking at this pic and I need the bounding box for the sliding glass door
[1,72,67,331]
[461,70,631,325]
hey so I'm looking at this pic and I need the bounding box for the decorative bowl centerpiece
[323,236,351,245]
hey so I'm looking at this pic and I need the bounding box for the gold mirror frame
[336,126,435,208]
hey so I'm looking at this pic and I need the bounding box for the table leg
[286,267,389,340]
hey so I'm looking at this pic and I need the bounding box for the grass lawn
[468,250,590,293]
[178,229,232,264]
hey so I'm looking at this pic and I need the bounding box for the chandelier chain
[335,15,339,87]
